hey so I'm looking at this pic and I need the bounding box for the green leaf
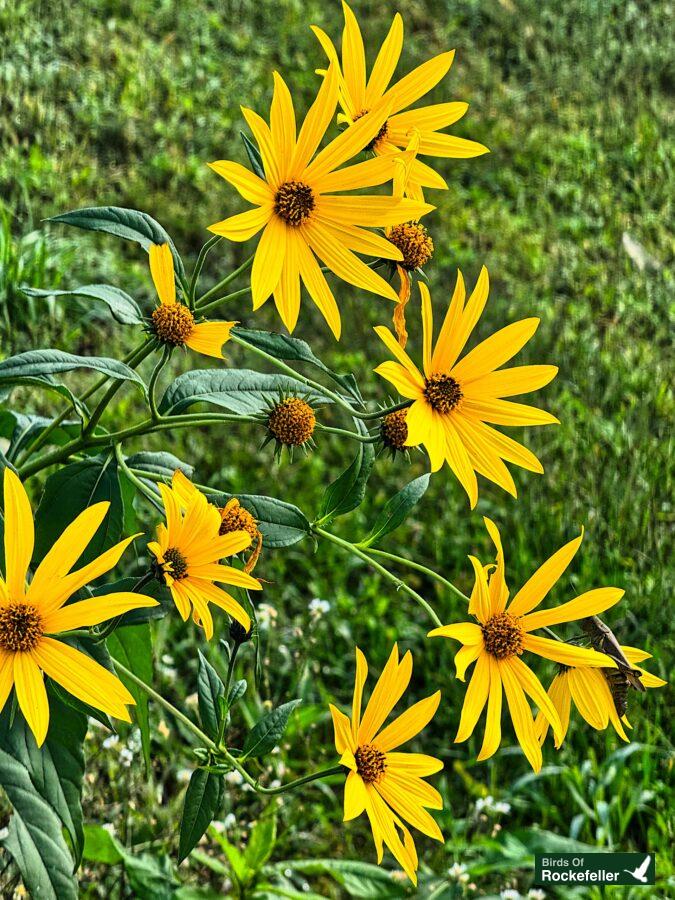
[245,811,277,871]
[0,374,88,420]
[82,824,124,864]
[234,327,363,402]
[197,650,225,739]
[21,284,143,325]
[243,700,301,759]
[360,474,430,547]
[178,769,223,862]
[125,450,194,480]
[208,491,310,548]
[107,625,153,768]
[0,411,83,460]
[33,455,123,568]
[0,349,147,395]
[271,859,408,898]
[207,826,253,885]
[240,131,266,180]
[0,696,86,866]
[3,812,77,900]
[48,206,185,277]
[318,422,375,522]
[227,678,247,708]
[159,368,331,416]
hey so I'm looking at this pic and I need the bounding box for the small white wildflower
[528,891,546,900]
[257,603,277,627]
[223,813,236,830]
[225,770,244,786]
[102,734,119,750]
[119,747,134,768]
[308,598,330,617]
[448,863,468,880]
[500,891,522,899]
[161,654,174,665]
[176,769,192,785]
[495,801,512,815]
[475,795,494,813]
[102,823,116,836]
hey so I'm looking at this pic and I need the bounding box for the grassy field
[1,0,672,896]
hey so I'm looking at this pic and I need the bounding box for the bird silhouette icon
[624,855,651,883]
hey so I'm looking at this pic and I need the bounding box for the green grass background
[1,0,672,896]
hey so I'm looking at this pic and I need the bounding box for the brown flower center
[481,613,524,660]
[381,408,414,451]
[152,303,195,345]
[274,181,315,226]
[355,743,387,783]
[219,499,258,539]
[354,110,389,150]
[0,603,43,652]
[268,397,316,446]
[387,222,434,271]
[424,373,463,414]
[163,547,189,581]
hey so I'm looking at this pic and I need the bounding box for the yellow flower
[207,64,433,339]
[535,647,666,747]
[429,518,621,772]
[0,468,157,746]
[148,472,261,637]
[330,645,443,885]
[374,271,558,507]
[149,243,236,358]
[312,2,489,200]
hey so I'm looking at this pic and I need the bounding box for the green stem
[189,235,222,302]
[356,399,412,421]
[195,254,254,309]
[312,526,442,628]
[114,444,163,510]
[314,423,378,444]
[196,286,251,317]
[148,345,171,421]
[360,547,469,605]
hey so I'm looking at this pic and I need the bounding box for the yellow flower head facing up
[311,2,489,200]
[149,243,236,358]
[330,645,443,885]
[207,63,435,340]
[374,270,559,507]
[148,472,262,638]
[535,646,666,749]
[429,518,624,772]
[0,468,158,746]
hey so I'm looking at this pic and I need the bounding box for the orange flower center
[268,397,316,446]
[162,547,189,581]
[481,612,524,659]
[152,303,195,345]
[274,181,315,225]
[388,223,434,271]
[381,408,413,451]
[424,374,463,413]
[355,743,387,783]
[0,602,43,652]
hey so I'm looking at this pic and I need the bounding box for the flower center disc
[354,110,389,151]
[388,223,434,271]
[0,603,43,652]
[381,408,412,451]
[268,397,316,446]
[152,303,195,345]
[424,374,463,413]
[163,547,189,580]
[481,612,524,659]
[219,499,258,539]
[274,181,315,226]
[355,744,387,783]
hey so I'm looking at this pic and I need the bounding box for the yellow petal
[534,672,570,748]
[290,62,339,175]
[365,12,403,104]
[442,417,479,509]
[186,321,236,359]
[522,634,615,668]
[455,652,490,742]
[461,396,559,427]
[454,643,482,681]
[0,652,14,714]
[454,416,518,499]
[499,659,542,773]
[251,217,287,309]
[451,318,540,384]
[149,243,176,306]
[344,770,367,821]
[373,325,425,382]
[508,529,584,618]
[439,266,489,371]
[306,222,399,301]
[467,555,491,624]
[567,667,609,730]
[430,270,465,373]
[477,655,503,760]
[306,101,393,183]
[364,786,419,884]
[389,101,468,135]
[375,778,443,840]
[465,365,559,399]
[3,468,34,599]
[375,691,440,751]
[373,361,423,401]
[33,637,133,721]
[42,593,158,634]
[508,656,562,741]
[14,653,49,746]
[316,195,433,228]
[427,622,483,644]
[330,702,355,754]
[296,238,341,339]
[207,160,273,204]
[383,50,456,115]
[460,417,544,474]
[314,154,397,194]
[352,647,368,742]
[483,517,509,614]
[520,587,624,632]
[416,132,489,158]
[382,770,443,810]
[183,579,251,633]
[314,219,402,261]
[270,71,296,167]
[241,107,281,187]
[273,231,302,333]
[358,644,412,744]
[208,205,273,242]
[419,282,433,378]
[340,0,366,111]
[385,752,443,777]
